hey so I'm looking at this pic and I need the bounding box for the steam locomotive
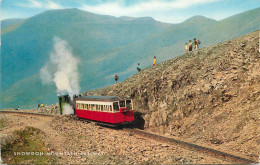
[58,95,135,125]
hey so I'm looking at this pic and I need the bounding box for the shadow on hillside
[133,111,145,130]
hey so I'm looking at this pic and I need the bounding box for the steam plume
[63,104,74,115]
[40,37,80,98]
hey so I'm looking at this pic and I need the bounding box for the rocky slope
[84,30,260,161]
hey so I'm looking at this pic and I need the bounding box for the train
[58,95,135,125]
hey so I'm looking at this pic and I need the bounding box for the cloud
[17,0,63,9]
[81,0,221,17]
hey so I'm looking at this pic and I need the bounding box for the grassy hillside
[1,8,172,108]
[1,7,259,108]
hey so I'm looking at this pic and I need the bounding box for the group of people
[114,38,200,84]
[137,56,156,72]
[185,38,201,53]
[114,56,157,84]
[37,103,45,109]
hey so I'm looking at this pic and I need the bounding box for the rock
[240,44,246,47]
[232,76,238,81]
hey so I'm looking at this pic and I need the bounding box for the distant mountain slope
[1,18,26,34]
[1,18,24,29]
[1,8,171,91]
[0,7,259,108]
[85,30,260,162]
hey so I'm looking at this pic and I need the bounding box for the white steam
[40,36,80,97]
[63,104,74,115]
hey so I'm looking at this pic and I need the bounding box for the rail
[124,128,257,164]
[0,110,55,117]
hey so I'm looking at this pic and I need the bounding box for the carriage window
[110,105,112,112]
[113,102,119,112]
[77,103,80,109]
[119,101,125,107]
[101,105,104,111]
[85,104,88,110]
[90,104,93,111]
[96,105,100,111]
[82,104,84,109]
[126,100,132,110]
[93,104,96,111]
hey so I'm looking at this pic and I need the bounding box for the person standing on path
[153,56,157,66]
[185,43,189,53]
[114,74,119,84]
[193,38,201,50]
[189,40,193,52]
[137,63,142,72]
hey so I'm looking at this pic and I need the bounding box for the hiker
[193,38,201,50]
[153,56,157,66]
[189,40,193,51]
[137,63,141,72]
[185,43,189,53]
[37,104,40,109]
[17,106,20,110]
[114,74,119,84]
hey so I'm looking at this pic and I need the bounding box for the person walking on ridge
[114,74,119,84]
[193,38,201,50]
[185,43,189,53]
[153,56,157,66]
[137,63,142,72]
[189,40,193,52]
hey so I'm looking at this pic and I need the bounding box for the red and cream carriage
[75,96,134,124]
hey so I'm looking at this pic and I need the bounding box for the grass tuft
[1,126,58,164]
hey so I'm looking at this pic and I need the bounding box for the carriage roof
[75,96,130,102]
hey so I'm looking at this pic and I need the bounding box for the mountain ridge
[183,15,217,24]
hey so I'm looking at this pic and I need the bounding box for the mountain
[84,30,260,162]
[1,7,259,109]
[0,8,172,108]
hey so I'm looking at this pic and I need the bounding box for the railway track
[75,117,257,164]
[0,110,55,117]
[124,128,257,164]
[1,111,257,164]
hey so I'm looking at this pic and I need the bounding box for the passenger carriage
[75,96,134,124]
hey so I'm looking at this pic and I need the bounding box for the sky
[1,0,259,23]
